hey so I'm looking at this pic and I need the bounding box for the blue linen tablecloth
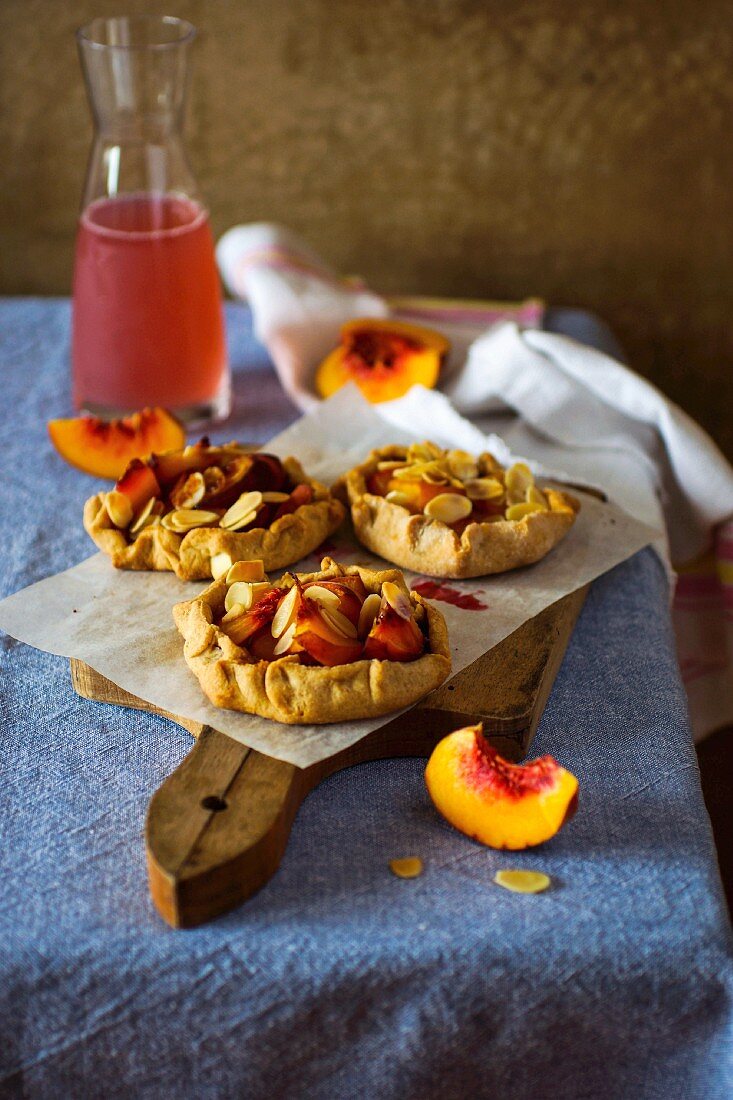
[1,299,732,1100]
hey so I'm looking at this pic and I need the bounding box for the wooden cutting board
[70,585,587,928]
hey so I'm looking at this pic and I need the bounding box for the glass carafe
[72,15,230,425]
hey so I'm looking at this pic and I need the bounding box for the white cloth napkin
[217,223,387,411]
[442,323,733,565]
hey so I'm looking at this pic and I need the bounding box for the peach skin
[425,724,579,850]
[48,406,185,480]
[315,318,449,403]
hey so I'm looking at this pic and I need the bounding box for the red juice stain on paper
[412,580,487,610]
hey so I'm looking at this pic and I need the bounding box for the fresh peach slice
[362,602,425,662]
[48,407,185,480]
[115,459,161,514]
[425,724,579,850]
[315,319,449,403]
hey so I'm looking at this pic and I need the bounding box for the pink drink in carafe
[72,16,230,424]
[72,193,227,415]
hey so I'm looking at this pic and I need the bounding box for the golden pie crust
[342,445,580,579]
[173,558,452,724]
[84,455,345,581]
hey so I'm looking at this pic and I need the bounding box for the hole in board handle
[201,795,228,812]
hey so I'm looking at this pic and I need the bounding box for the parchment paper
[0,388,659,768]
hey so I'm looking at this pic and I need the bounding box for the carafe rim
[77,15,196,53]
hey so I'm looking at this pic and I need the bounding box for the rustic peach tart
[341,441,580,579]
[173,557,451,724]
[83,439,345,581]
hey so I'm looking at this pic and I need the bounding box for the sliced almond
[161,509,220,533]
[389,856,423,879]
[273,621,297,656]
[304,585,341,612]
[271,584,300,638]
[261,491,290,503]
[221,601,246,623]
[226,559,266,584]
[464,477,504,501]
[381,580,413,621]
[131,514,161,537]
[130,495,158,534]
[424,493,473,525]
[222,508,258,532]
[385,490,413,508]
[203,466,225,494]
[321,606,358,639]
[358,592,382,637]
[505,462,534,497]
[247,581,272,605]
[225,580,271,613]
[105,491,133,529]
[447,449,479,481]
[408,441,442,463]
[211,551,233,580]
[478,452,505,478]
[220,491,264,530]
[527,485,549,509]
[421,468,450,485]
[392,460,446,483]
[171,470,205,509]
[391,463,424,481]
[505,501,545,522]
[494,869,550,894]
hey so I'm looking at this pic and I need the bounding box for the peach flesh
[48,407,185,481]
[294,599,363,666]
[425,725,579,850]
[303,580,362,626]
[363,604,424,662]
[115,460,161,512]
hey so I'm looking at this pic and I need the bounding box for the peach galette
[341,441,580,579]
[173,557,451,724]
[83,440,344,581]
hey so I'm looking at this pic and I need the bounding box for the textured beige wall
[2,0,733,454]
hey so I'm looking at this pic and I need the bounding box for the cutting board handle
[146,726,308,928]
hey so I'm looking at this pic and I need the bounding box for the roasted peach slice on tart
[83,441,345,581]
[173,557,451,724]
[341,441,580,578]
